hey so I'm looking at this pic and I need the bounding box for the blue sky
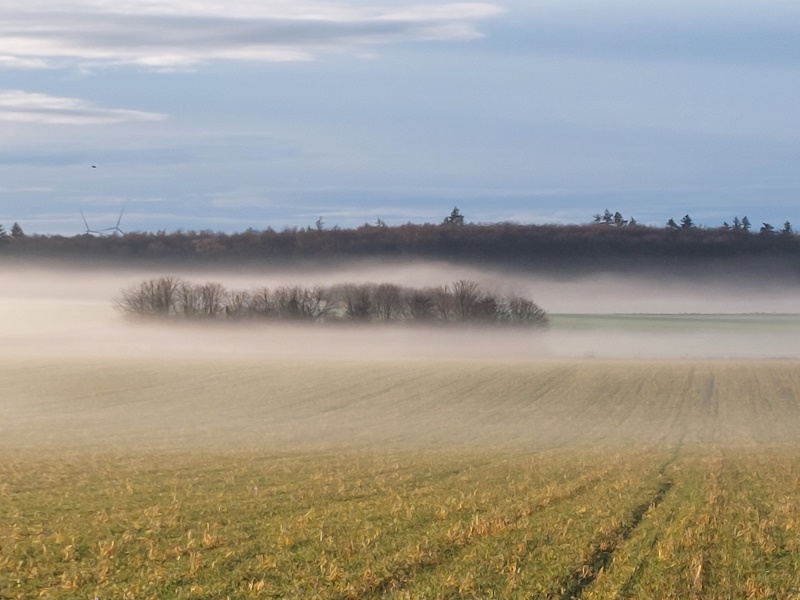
[1,0,799,234]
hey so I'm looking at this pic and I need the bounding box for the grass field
[4,358,800,598]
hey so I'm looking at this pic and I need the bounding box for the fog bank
[1,261,799,360]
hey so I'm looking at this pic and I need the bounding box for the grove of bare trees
[116,278,549,327]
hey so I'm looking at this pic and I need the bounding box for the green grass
[4,358,800,598]
[551,313,800,334]
[6,449,800,599]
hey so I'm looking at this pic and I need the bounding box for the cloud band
[0,90,166,124]
[0,2,503,69]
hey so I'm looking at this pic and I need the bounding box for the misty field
[4,358,800,598]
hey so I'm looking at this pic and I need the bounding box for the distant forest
[2,208,800,273]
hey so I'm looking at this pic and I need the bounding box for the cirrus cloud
[0,1,503,70]
[0,90,167,124]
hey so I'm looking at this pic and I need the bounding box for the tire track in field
[554,478,674,600]
[343,467,615,599]
[615,502,678,598]
[553,449,681,600]
[689,457,726,599]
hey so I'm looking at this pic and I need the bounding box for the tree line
[593,208,793,234]
[4,208,800,271]
[117,277,549,326]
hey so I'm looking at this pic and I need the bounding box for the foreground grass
[4,448,800,599]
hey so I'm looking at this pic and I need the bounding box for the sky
[1,0,799,235]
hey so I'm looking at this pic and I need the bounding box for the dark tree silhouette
[432,285,454,321]
[117,278,550,327]
[117,277,179,316]
[339,284,373,321]
[403,288,435,321]
[5,213,800,272]
[373,283,403,321]
[451,279,482,321]
[442,207,465,226]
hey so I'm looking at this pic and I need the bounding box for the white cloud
[0,55,50,69]
[0,1,503,70]
[0,90,166,124]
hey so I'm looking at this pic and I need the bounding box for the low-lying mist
[2,259,799,360]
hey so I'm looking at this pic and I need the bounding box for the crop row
[5,449,800,598]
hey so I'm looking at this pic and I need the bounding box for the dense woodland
[2,209,800,273]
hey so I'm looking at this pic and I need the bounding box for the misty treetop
[117,278,549,327]
[442,207,465,226]
[0,222,23,241]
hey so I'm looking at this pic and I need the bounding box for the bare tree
[403,288,435,321]
[226,290,252,319]
[502,295,548,326]
[198,282,228,317]
[151,277,180,315]
[373,283,403,321]
[473,295,500,322]
[274,286,309,320]
[451,280,482,321]
[431,284,454,321]
[249,288,275,318]
[117,277,180,317]
[177,280,202,317]
[304,286,337,321]
[339,283,373,321]
[271,285,335,321]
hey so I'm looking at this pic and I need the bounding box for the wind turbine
[102,206,126,236]
[80,209,105,236]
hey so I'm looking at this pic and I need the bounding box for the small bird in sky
[91,165,96,168]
